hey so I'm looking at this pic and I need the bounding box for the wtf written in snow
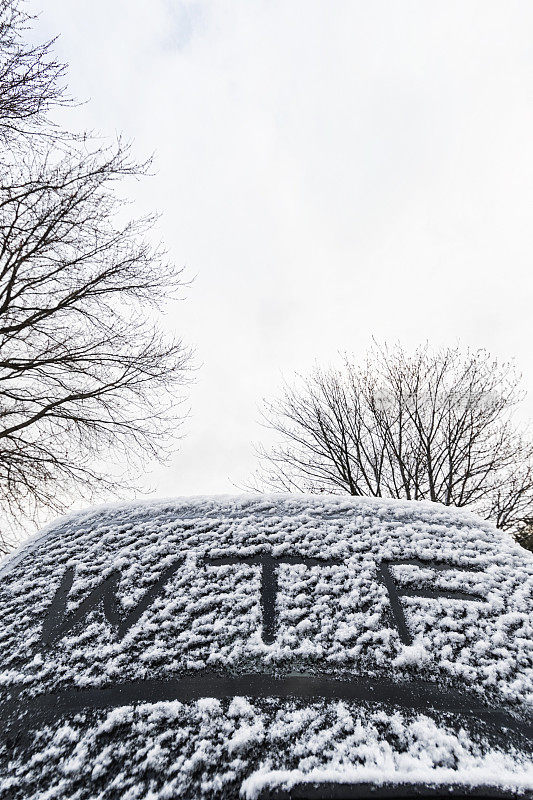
[0,496,531,800]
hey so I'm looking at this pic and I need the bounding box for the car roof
[0,494,531,800]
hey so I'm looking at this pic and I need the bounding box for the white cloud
[29,0,533,496]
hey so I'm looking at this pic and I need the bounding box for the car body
[0,495,531,799]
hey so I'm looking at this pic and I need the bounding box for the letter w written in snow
[378,558,487,646]
[40,559,183,647]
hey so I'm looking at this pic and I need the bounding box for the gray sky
[30,0,533,500]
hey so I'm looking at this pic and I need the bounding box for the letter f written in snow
[378,558,486,646]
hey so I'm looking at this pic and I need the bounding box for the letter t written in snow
[205,553,341,644]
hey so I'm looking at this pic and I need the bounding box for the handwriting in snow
[40,554,485,649]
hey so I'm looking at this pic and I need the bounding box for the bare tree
[251,343,533,545]
[0,2,192,552]
[0,0,68,150]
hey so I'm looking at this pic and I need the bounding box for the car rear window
[0,495,531,800]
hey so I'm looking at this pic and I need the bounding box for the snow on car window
[0,495,531,800]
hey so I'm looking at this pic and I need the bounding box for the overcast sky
[30,1,533,501]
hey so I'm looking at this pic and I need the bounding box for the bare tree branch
[249,342,533,547]
[0,2,193,553]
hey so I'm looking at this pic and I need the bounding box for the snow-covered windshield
[0,495,531,799]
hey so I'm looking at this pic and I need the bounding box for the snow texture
[0,494,531,799]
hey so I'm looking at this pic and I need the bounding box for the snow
[0,494,531,799]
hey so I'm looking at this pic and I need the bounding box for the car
[0,494,531,800]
